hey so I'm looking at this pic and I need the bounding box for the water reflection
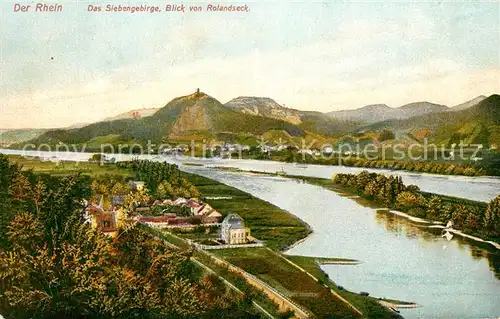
[373,209,500,280]
[374,211,437,242]
[178,165,499,318]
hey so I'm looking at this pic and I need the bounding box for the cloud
[0,2,498,128]
[403,8,435,41]
[2,37,497,129]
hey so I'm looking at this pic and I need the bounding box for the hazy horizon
[0,91,494,130]
[1,1,499,129]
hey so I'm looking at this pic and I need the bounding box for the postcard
[0,1,499,318]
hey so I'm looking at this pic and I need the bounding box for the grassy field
[182,171,312,251]
[285,256,413,314]
[212,248,401,319]
[7,155,133,178]
[140,227,288,318]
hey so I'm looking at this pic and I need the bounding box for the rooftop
[222,213,245,229]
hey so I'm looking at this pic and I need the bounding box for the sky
[0,0,499,129]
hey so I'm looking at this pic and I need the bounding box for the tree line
[117,160,200,198]
[337,158,484,176]
[333,171,500,240]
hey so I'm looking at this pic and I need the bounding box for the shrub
[426,196,443,220]
[463,167,477,176]
[484,195,500,236]
[406,184,420,192]
[395,191,425,210]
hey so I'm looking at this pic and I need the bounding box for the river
[1,150,499,202]
[177,164,500,319]
[1,149,499,318]
[171,156,500,203]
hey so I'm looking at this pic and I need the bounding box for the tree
[0,157,250,318]
[111,181,129,196]
[363,181,378,199]
[189,185,201,198]
[156,181,174,199]
[395,191,425,211]
[426,196,443,220]
[476,151,500,176]
[8,174,34,212]
[464,212,480,232]
[379,129,395,142]
[484,195,500,236]
[6,212,44,252]
[37,174,91,246]
[124,188,151,213]
[90,180,108,201]
[452,205,469,229]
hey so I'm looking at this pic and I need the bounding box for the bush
[476,151,500,176]
[406,184,420,192]
[396,191,425,211]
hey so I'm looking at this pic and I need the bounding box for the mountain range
[448,95,487,112]
[224,96,360,136]
[326,96,485,123]
[225,97,302,124]
[363,94,500,147]
[26,92,310,147]
[0,128,49,146]
[3,92,498,149]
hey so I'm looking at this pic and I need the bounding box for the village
[85,179,262,248]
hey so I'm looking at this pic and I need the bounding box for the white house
[220,214,250,244]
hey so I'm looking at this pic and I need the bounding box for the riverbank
[3,145,494,177]
[185,146,492,177]
[283,255,416,312]
[172,163,500,318]
[263,153,486,177]
[181,171,313,251]
[211,166,500,249]
[3,148,500,202]
[295,175,500,249]
[179,170,408,318]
